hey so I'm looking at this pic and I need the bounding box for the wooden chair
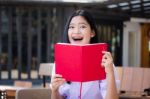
[16,88,51,99]
[120,67,134,92]
[14,80,32,88]
[130,67,143,93]
[141,68,150,91]
[116,66,123,91]
[116,67,123,81]
[39,63,54,87]
[120,67,144,93]
[119,67,150,98]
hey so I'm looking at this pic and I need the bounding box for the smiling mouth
[72,37,83,41]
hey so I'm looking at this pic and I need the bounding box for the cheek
[84,32,92,38]
[84,34,91,42]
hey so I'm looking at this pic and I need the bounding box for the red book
[54,43,107,82]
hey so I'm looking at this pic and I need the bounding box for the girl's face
[68,16,95,45]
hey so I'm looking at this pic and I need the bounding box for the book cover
[54,43,107,82]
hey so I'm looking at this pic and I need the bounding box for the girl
[50,10,119,99]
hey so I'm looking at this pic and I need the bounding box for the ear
[91,31,95,38]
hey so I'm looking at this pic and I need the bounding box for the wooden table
[0,85,24,99]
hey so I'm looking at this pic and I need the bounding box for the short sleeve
[99,79,107,98]
[58,83,70,98]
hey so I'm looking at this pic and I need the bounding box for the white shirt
[51,65,120,99]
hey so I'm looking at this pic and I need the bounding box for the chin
[70,41,83,45]
[70,40,89,45]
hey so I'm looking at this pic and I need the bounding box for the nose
[73,27,81,34]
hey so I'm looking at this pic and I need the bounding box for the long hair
[62,10,98,43]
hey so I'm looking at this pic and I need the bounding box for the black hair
[62,10,98,43]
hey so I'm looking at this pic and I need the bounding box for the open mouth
[72,37,83,41]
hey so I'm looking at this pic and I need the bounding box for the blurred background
[0,0,150,86]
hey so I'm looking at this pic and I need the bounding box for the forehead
[70,16,88,24]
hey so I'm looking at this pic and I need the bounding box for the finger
[101,60,106,67]
[54,74,63,78]
[101,58,106,63]
[101,62,107,68]
[52,78,66,86]
[102,54,107,59]
[101,63,105,68]
[102,57,112,67]
[52,74,63,80]
[103,52,111,58]
[53,77,65,83]
[51,81,64,90]
[51,76,65,84]
[102,51,112,57]
[103,54,113,64]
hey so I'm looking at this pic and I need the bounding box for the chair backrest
[141,68,150,91]
[39,63,54,76]
[120,67,133,92]
[116,67,123,82]
[130,67,143,92]
[116,67,123,91]
[14,81,32,88]
[38,63,54,87]
[119,67,150,93]
[16,88,51,99]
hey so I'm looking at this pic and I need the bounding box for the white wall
[123,22,141,67]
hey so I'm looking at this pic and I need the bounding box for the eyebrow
[69,22,88,26]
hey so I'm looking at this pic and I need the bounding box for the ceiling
[82,0,150,19]
[0,0,150,20]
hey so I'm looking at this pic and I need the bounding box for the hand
[51,74,66,92]
[101,51,114,75]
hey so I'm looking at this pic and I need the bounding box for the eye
[69,26,74,29]
[80,25,86,29]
